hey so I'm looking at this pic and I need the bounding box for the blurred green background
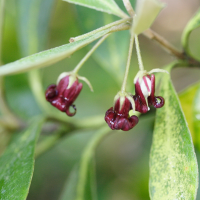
[1,0,200,199]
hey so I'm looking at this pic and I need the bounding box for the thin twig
[143,29,184,59]
[143,29,200,66]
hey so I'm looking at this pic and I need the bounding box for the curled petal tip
[153,96,165,108]
[66,105,77,116]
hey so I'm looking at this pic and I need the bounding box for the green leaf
[193,83,200,151]
[181,8,200,57]
[17,0,55,56]
[59,166,80,200]
[133,0,165,35]
[149,64,198,200]
[179,82,200,145]
[59,160,97,200]
[59,126,110,200]
[0,117,44,200]
[76,7,130,84]
[0,28,113,77]
[63,0,128,18]
[17,0,56,113]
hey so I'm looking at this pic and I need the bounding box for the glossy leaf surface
[0,118,44,200]
[63,0,128,18]
[149,64,198,200]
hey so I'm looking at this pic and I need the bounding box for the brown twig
[143,29,200,66]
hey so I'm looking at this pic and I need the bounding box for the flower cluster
[45,64,166,134]
[45,70,165,131]
[104,71,165,131]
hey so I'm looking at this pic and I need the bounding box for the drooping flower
[105,93,139,131]
[133,70,166,113]
[45,74,83,116]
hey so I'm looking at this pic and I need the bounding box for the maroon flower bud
[105,94,139,131]
[45,75,83,116]
[133,74,164,113]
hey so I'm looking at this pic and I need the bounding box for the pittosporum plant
[0,0,200,199]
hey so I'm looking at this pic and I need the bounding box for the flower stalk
[72,34,110,74]
[121,25,135,93]
[135,34,144,71]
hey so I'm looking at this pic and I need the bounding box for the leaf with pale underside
[133,0,165,35]
[0,28,114,77]
[181,8,200,58]
[149,63,198,200]
[0,117,44,200]
[63,0,128,18]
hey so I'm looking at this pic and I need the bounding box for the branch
[143,29,200,66]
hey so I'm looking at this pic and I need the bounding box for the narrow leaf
[181,8,200,57]
[0,117,44,200]
[149,64,198,200]
[59,126,110,200]
[133,0,165,35]
[59,160,97,200]
[59,166,79,200]
[63,0,128,18]
[0,28,112,76]
[179,82,200,145]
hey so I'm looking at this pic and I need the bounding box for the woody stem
[73,34,110,74]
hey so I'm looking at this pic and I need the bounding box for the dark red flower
[105,96,138,131]
[133,74,164,113]
[45,75,83,116]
